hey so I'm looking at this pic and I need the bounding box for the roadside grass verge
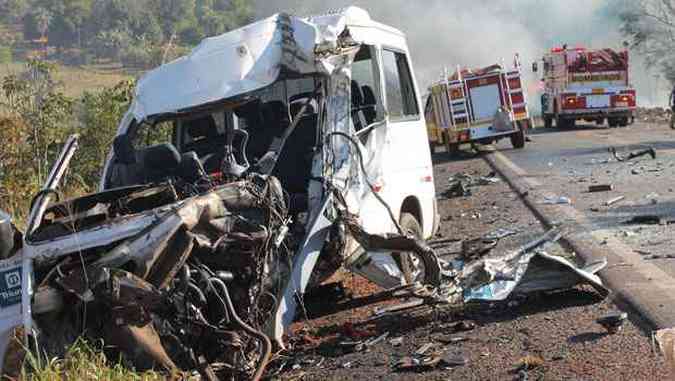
[18,338,166,381]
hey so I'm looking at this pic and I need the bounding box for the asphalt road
[493,120,675,279]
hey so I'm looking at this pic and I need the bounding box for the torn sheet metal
[463,249,609,302]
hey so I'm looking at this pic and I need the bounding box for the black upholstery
[351,80,364,107]
[361,85,377,125]
[179,151,208,183]
[141,143,182,183]
[113,134,136,164]
[261,101,290,129]
[182,115,223,159]
[109,134,143,187]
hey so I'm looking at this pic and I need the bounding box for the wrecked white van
[0,7,440,380]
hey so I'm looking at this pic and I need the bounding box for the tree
[0,0,29,24]
[619,0,675,83]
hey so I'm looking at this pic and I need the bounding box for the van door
[379,48,434,236]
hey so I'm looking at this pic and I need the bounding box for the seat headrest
[234,99,262,119]
[362,85,376,105]
[113,134,136,164]
[351,80,363,107]
[179,151,207,183]
[262,101,290,127]
[142,144,181,173]
[185,115,218,139]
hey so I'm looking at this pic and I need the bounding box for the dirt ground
[273,151,669,381]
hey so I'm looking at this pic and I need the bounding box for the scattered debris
[415,343,435,355]
[452,321,477,333]
[609,146,656,162]
[441,352,469,367]
[589,184,613,192]
[462,229,609,302]
[389,336,404,347]
[484,228,518,240]
[444,172,501,198]
[461,238,498,260]
[434,335,469,344]
[606,196,625,206]
[515,355,545,371]
[542,196,572,205]
[597,312,628,334]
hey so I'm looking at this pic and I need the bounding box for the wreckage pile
[635,107,672,124]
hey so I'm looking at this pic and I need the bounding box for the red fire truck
[536,46,636,128]
[426,55,531,153]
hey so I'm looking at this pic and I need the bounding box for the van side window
[382,49,419,119]
[352,46,383,128]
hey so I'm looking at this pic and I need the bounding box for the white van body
[1,8,439,363]
[100,7,439,341]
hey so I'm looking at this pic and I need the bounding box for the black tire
[510,123,526,149]
[596,118,605,126]
[544,116,553,128]
[619,117,628,127]
[608,118,618,128]
[393,213,433,286]
[447,143,461,156]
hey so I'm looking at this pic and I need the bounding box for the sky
[256,0,666,108]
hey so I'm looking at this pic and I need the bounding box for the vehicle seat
[109,134,144,187]
[140,143,182,184]
[361,85,377,125]
[273,102,318,212]
[179,151,208,184]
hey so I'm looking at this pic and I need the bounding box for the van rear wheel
[393,213,431,286]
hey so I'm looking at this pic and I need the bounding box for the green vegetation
[0,0,254,68]
[0,60,134,225]
[21,338,166,381]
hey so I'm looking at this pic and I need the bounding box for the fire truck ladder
[446,65,471,128]
[502,58,516,121]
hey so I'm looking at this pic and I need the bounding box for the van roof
[130,7,405,120]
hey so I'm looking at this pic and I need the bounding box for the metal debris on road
[609,146,656,162]
[484,228,518,240]
[444,172,501,198]
[606,196,625,206]
[542,196,572,205]
[597,312,628,334]
[589,184,613,192]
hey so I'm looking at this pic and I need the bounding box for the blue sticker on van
[0,268,21,307]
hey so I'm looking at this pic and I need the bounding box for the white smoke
[256,0,664,108]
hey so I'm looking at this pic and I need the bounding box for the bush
[0,46,12,64]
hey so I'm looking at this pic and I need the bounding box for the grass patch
[0,62,132,98]
[20,338,166,381]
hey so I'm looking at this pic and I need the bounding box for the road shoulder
[484,149,675,331]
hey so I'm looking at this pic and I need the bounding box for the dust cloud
[256,0,665,109]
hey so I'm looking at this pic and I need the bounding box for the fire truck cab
[426,55,531,153]
[536,46,636,128]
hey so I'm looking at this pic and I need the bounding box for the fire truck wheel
[510,128,526,149]
[608,118,618,128]
[619,117,629,127]
[447,143,461,156]
[544,116,553,128]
